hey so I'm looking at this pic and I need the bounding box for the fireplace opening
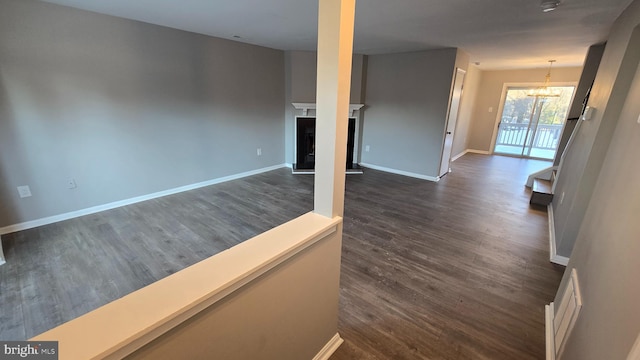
[294,117,361,173]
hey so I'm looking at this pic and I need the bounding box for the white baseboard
[466,149,491,155]
[313,333,344,360]
[284,163,293,168]
[450,150,468,162]
[359,162,439,182]
[547,205,569,266]
[0,164,288,236]
[545,302,556,360]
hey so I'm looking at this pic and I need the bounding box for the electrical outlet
[489,106,494,113]
[365,145,370,152]
[257,148,262,156]
[17,185,32,198]
[68,178,77,189]
[560,191,565,204]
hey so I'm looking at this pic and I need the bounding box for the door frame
[439,67,466,177]
[489,81,579,157]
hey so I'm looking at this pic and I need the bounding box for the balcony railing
[496,123,563,150]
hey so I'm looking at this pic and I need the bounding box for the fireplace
[294,117,358,170]
[292,103,364,174]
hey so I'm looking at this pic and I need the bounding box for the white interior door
[439,68,465,177]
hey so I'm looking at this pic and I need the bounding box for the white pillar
[313,0,356,218]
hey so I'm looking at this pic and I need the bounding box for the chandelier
[528,60,561,97]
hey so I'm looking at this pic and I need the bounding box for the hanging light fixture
[541,0,560,12]
[528,60,561,97]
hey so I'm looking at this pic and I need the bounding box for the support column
[313,0,356,218]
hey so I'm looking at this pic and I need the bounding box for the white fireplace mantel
[292,102,364,117]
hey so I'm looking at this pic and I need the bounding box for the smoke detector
[541,0,560,12]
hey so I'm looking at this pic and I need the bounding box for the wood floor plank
[0,154,564,360]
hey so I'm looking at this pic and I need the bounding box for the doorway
[439,68,466,177]
[493,86,575,160]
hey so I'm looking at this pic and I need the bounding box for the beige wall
[467,67,583,152]
[451,65,482,158]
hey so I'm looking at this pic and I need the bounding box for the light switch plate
[17,185,32,198]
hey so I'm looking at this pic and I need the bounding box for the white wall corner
[548,205,570,266]
[0,235,5,265]
[313,333,344,360]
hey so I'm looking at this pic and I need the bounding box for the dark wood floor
[333,154,564,360]
[0,154,564,359]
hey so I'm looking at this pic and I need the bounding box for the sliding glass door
[494,86,575,160]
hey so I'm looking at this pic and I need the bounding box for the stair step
[533,178,553,194]
[531,178,553,206]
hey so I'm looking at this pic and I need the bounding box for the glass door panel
[494,86,575,160]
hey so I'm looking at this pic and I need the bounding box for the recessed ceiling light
[541,0,560,12]
[232,35,242,39]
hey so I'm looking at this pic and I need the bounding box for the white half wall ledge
[0,163,288,236]
[548,205,570,266]
[31,212,343,360]
[359,162,439,182]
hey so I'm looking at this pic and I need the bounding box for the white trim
[359,162,439,182]
[293,103,364,117]
[548,205,569,266]
[284,163,293,169]
[0,235,5,266]
[466,149,491,155]
[555,269,583,358]
[545,302,556,360]
[451,149,468,162]
[0,164,288,236]
[313,333,344,360]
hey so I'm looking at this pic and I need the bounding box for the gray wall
[283,51,366,165]
[552,2,640,258]
[360,48,458,177]
[554,3,640,358]
[0,0,285,228]
[552,44,606,166]
[467,67,583,152]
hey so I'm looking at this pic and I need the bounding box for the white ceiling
[40,0,633,69]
